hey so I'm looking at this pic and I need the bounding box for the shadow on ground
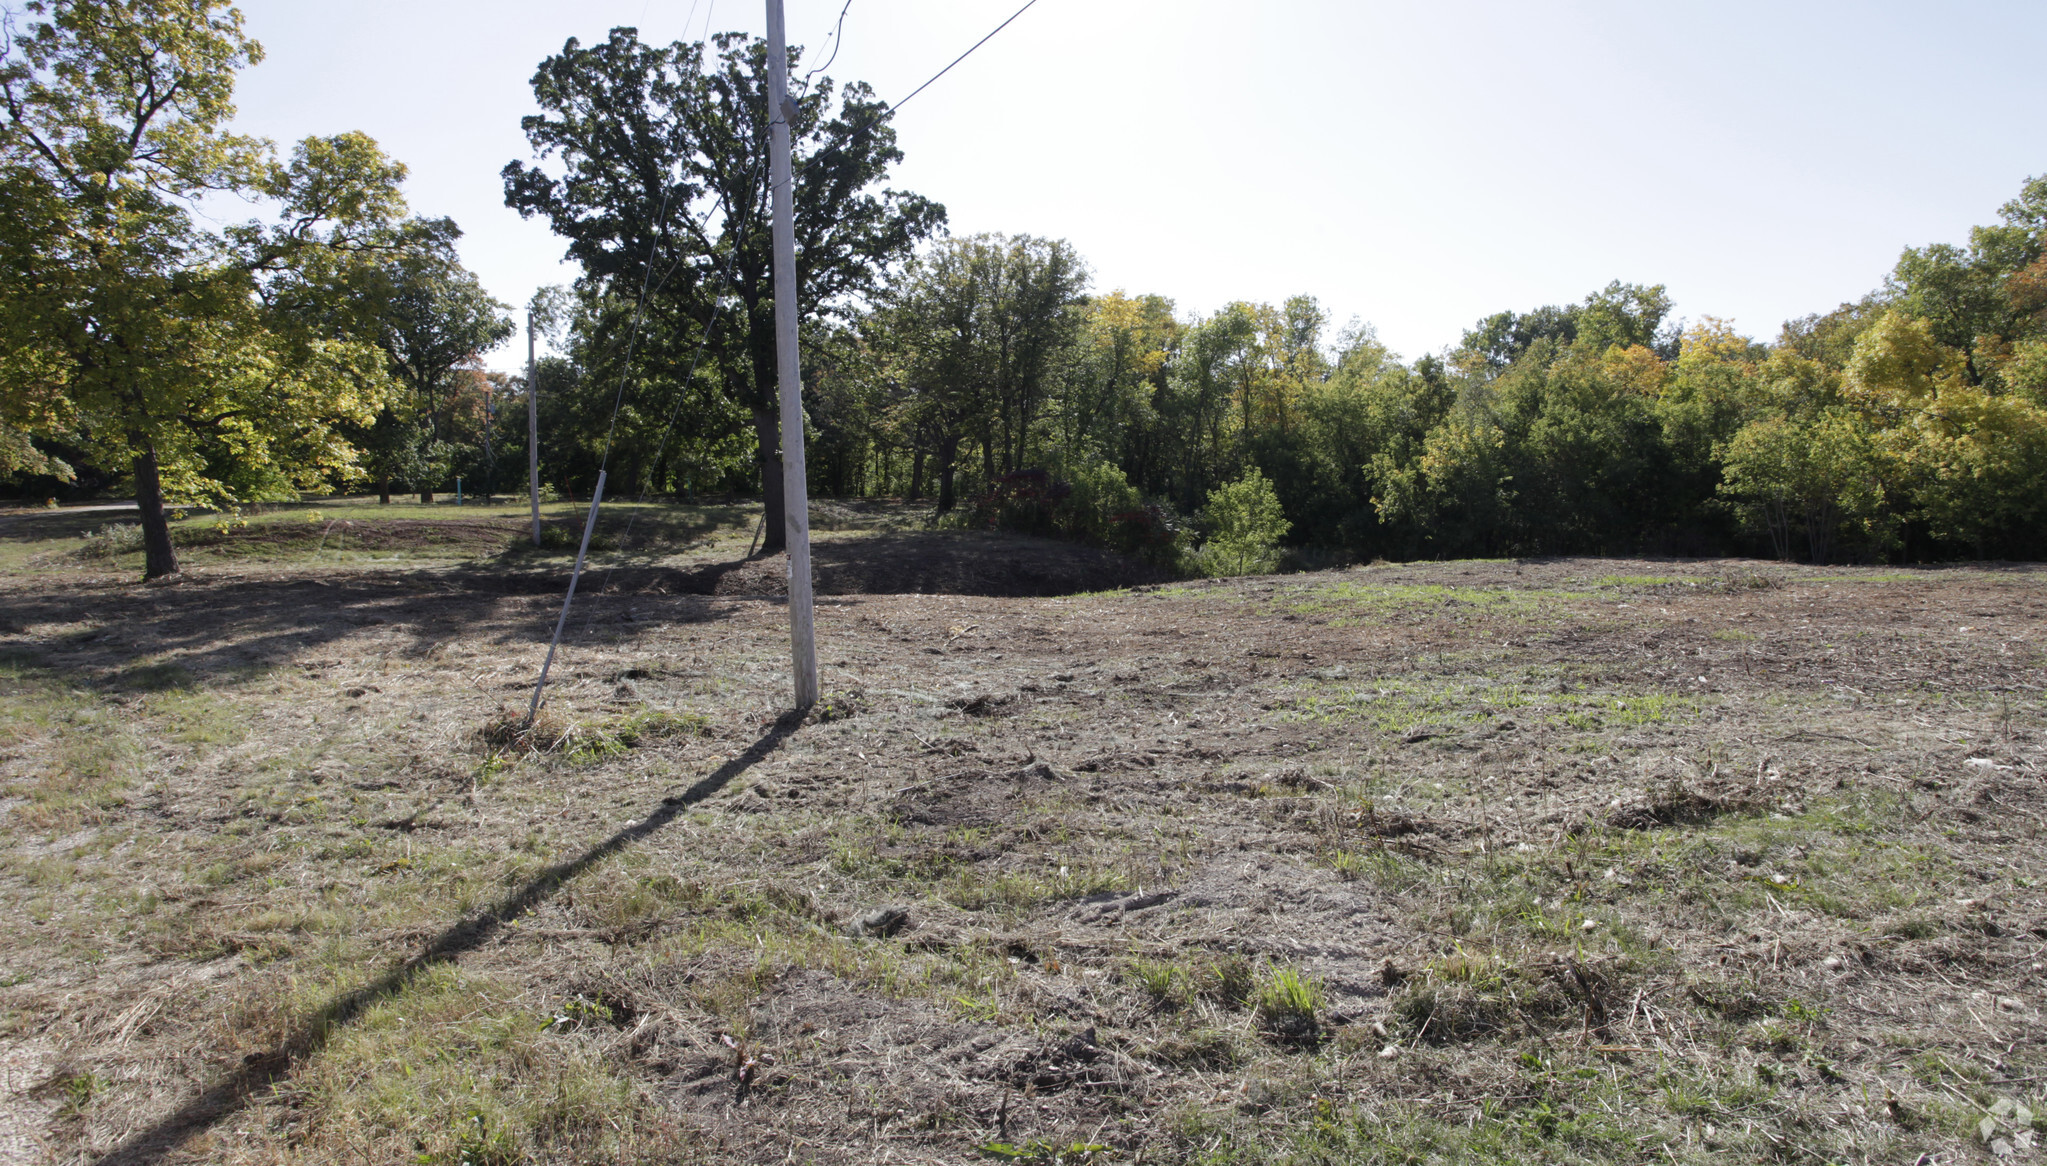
[87,716,801,1166]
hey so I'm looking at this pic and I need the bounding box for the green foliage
[872,233,1087,513]
[976,1141,1113,1164]
[1253,965,1323,1025]
[0,0,459,575]
[504,28,944,543]
[10,7,2043,569]
[1192,468,1290,576]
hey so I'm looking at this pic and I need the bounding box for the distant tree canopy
[486,167,2047,568]
[803,175,2047,565]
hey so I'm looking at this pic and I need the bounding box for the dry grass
[0,525,2043,1163]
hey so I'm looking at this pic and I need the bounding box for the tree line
[495,28,2047,567]
[4,5,2043,579]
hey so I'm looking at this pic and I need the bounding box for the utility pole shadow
[91,715,803,1166]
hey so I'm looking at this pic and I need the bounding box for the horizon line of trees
[517,169,2047,566]
[4,6,2043,573]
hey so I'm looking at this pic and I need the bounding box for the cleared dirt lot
[1,514,2044,1163]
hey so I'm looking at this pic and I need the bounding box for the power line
[892,0,1039,111]
[791,0,1040,182]
[799,0,853,95]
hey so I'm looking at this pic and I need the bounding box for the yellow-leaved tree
[1846,312,2047,555]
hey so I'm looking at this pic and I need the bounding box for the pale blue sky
[222,0,2047,367]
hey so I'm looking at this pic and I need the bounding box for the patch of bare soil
[1,552,2044,1163]
[677,531,1170,597]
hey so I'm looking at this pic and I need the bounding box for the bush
[965,462,1184,568]
[78,522,144,558]
[965,469,1068,537]
[1191,469,1290,577]
[531,520,615,553]
[1060,461,1142,544]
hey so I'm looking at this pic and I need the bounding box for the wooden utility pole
[527,311,542,546]
[767,0,819,708]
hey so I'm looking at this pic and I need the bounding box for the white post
[767,0,819,708]
[527,312,542,546]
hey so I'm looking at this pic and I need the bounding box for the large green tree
[0,0,418,577]
[346,226,514,503]
[503,27,943,551]
[870,233,1087,511]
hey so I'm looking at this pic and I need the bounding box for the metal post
[527,471,607,723]
[527,312,543,546]
[767,0,819,709]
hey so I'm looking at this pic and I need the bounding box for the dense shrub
[1189,469,1290,577]
[966,463,1184,569]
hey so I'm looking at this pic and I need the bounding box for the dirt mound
[194,517,526,555]
[678,531,1168,598]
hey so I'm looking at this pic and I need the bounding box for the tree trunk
[908,446,925,502]
[753,406,786,554]
[379,478,392,505]
[420,489,434,505]
[132,448,178,580]
[935,436,961,514]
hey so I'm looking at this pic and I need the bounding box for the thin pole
[527,313,542,546]
[767,0,819,709]
[527,471,607,723]
[482,387,493,499]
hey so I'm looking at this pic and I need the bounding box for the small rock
[846,906,909,938]
[1370,1020,1389,1039]
[1997,996,2025,1012]
[1822,956,1844,971]
[1378,1044,1400,1060]
[1581,919,1600,932]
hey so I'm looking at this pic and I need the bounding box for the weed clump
[476,706,707,761]
[810,689,867,723]
[613,708,710,744]
[77,522,144,558]
[525,520,616,553]
[1203,955,1255,1009]
[477,706,572,755]
[1253,965,1324,1046]
[1122,957,1189,1010]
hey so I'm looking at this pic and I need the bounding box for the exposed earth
[0,504,2043,1164]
